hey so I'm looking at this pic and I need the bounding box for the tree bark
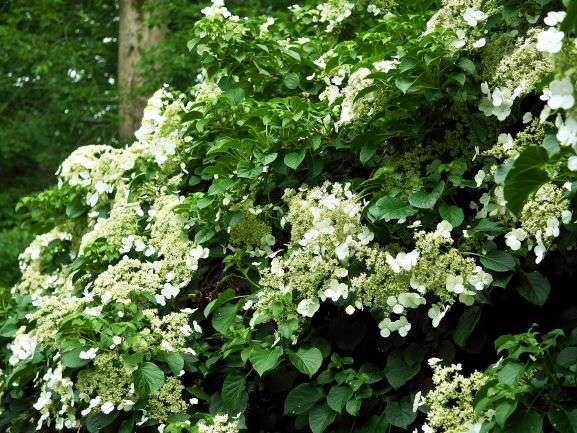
[118,0,164,143]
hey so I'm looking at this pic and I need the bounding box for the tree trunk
[118,0,164,143]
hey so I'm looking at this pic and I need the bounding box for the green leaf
[225,87,245,105]
[326,385,353,413]
[384,345,425,389]
[517,271,551,306]
[453,306,481,348]
[284,383,324,415]
[133,362,165,397]
[85,412,118,433]
[221,373,247,414]
[439,203,464,227]
[368,195,417,222]
[504,146,549,215]
[236,160,263,178]
[345,399,362,416]
[161,352,184,376]
[480,250,517,272]
[409,181,445,209]
[509,410,543,433]
[211,304,237,334]
[249,345,283,376]
[284,72,300,90]
[61,348,90,368]
[309,403,337,433]
[384,398,417,428]
[118,417,135,433]
[284,150,306,170]
[548,408,577,433]
[288,347,323,377]
[497,361,524,385]
[543,134,561,157]
[395,77,413,94]
[360,145,377,164]
[194,227,215,245]
[458,57,476,74]
[556,347,577,368]
[495,400,517,427]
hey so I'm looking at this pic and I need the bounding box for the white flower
[118,400,134,412]
[536,27,564,54]
[568,156,577,171]
[79,348,98,360]
[297,298,320,318]
[534,232,547,264]
[545,217,560,238]
[101,401,115,414]
[436,220,453,238]
[357,228,374,245]
[474,170,486,187]
[373,59,399,73]
[84,306,103,317]
[161,283,179,300]
[397,293,426,309]
[544,11,566,26]
[473,37,486,48]
[505,228,527,250]
[242,300,254,311]
[463,8,487,27]
[345,305,355,315]
[412,391,423,412]
[446,275,465,294]
[396,250,420,271]
[189,397,199,406]
[562,210,573,224]
[468,267,493,291]
[259,16,275,33]
[155,294,166,306]
[324,279,349,302]
[523,112,533,124]
[8,333,38,366]
[428,305,449,328]
[557,116,577,146]
[270,257,285,276]
[427,357,442,367]
[335,242,350,261]
[545,78,575,110]
[498,133,514,150]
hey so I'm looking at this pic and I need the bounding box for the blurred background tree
[0,0,293,286]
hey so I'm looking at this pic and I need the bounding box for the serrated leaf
[360,145,377,164]
[249,345,283,376]
[517,271,551,306]
[368,195,417,222]
[395,77,413,94]
[309,403,337,433]
[409,181,445,209]
[211,304,237,334]
[453,306,481,348]
[326,385,352,413]
[480,250,517,272]
[504,146,549,215]
[384,398,417,428]
[439,203,464,227]
[85,412,118,433]
[288,347,323,377]
[236,160,263,178]
[161,352,184,376]
[284,72,300,89]
[284,383,324,415]
[134,362,165,397]
[284,150,306,170]
[221,373,247,414]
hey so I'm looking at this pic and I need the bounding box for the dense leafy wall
[2,1,577,433]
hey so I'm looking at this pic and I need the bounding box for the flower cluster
[252,184,492,339]
[416,362,489,433]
